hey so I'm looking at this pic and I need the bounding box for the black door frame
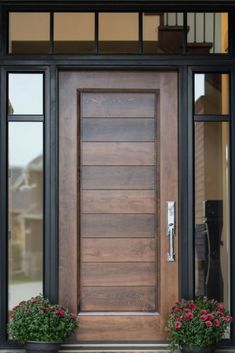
[0,0,235,348]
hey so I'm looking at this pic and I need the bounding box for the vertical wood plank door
[59,71,178,341]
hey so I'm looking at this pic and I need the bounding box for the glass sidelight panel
[194,73,229,115]
[9,12,50,54]
[54,13,95,53]
[8,122,43,309]
[99,13,139,53]
[8,73,43,115]
[194,121,230,311]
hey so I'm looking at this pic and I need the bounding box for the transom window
[8,11,228,55]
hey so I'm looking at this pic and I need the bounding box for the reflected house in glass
[9,155,43,283]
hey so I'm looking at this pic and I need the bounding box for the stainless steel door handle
[166,201,176,262]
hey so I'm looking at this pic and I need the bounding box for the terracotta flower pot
[182,345,216,353]
[25,341,61,353]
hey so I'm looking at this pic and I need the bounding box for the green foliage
[8,295,79,343]
[167,297,232,352]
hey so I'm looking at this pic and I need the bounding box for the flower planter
[25,341,61,353]
[182,345,216,353]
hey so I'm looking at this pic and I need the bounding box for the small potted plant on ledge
[8,294,79,353]
[167,297,232,353]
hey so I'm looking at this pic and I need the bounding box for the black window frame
[0,0,235,349]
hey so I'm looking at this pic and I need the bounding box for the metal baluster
[194,12,196,43]
[213,12,216,53]
[203,13,206,43]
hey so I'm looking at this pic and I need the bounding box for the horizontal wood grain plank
[81,142,155,165]
[81,214,155,238]
[81,190,155,213]
[81,93,156,118]
[81,263,156,286]
[81,238,156,262]
[81,166,155,190]
[81,287,156,311]
[77,316,161,340]
[81,118,155,141]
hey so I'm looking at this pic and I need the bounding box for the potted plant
[167,297,232,353]
[8,295,79,353]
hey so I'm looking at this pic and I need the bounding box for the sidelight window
[194,73,230,315]
[8,73,44,310]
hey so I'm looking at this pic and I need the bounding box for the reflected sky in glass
[9,73,43,115]
[194,74,205,101]
[9,122,43,167]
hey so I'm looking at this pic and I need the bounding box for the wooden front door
[59,71,178,341]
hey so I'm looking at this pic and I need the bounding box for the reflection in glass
[194,122,230,313]
[9,12,50,54]
[99,13,139,53]
[194,73,229,115]
[143,13,184,53]
[8,74,43,115]
[187,13,228,54]
[54,13,95,53]
[8,122,43,309]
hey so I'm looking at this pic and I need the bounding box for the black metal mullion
[0,68,8,346]
[138,12,143,54]
[229,68,235,342]
[44,65,58,304]
[228,10,235,56]
[194,114,230,122]
[7,114,44,122]
[50,11,54,54]
[95,11,99,53]
[187,68,195,299]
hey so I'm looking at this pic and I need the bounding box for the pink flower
[185,312,194,320]
[184,308,191,313]
[214,319,220,327]
[70,314,77,321]
[189,303,196,310]
[200,314,208,321]
[217,304,225,313]
[200,309,207,315]
[224,315,233,323]
[57,309,65,318]
[175,321,182,329]
[207,313,215,320]
[205,320,213,327]
[12,305,19,311]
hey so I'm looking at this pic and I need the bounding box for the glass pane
[9,12,50,54]
[54,13,95,53]
[8,122,43,309]
[99,13,139,53]
[8,74,43,115]
[187,13,228,54]
[194,73,229,115]
[195,122,230,313]
[143,12,184,53]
